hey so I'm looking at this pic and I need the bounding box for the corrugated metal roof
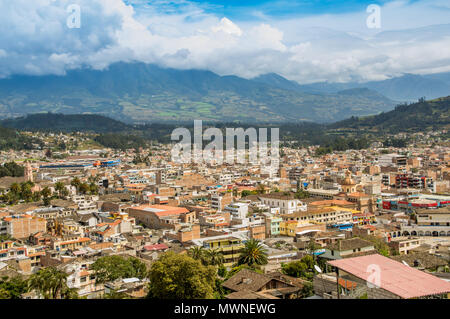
[329,254,450,299]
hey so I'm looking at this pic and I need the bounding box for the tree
[89,182,99,195]
[359,235,391,257]
[41,186,52,206]
[188,246,205,262]
[45,149,53,158]
[295,189,310,199]
[204,249,224,267]
[0,162,24,178]
[28,267,76,299]
[0,276,28,299]
[54,182,66,199]
[241,190,256,197]
[281,256,315,281]
[91,255,148,284]
[238,239,268,267]
[147,252,216,299]
[32,191,41,202]
[78,183,90,195]
[299,281,314,298]
[70,177,81,190]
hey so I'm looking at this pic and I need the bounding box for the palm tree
[204,249,224,267]
[188,246,205,261]
[238,239,268,267]
[70,177,81,190]
[28,267,73,299]
[54,182,66,198]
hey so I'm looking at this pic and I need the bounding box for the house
[104,277,148,298]
[328,254,450,299]
[321,238,376,260]
[222,269,303,299]
[388,236,424,255]
[390,251,449,272]
[191,234,246,267]
[258,193,306,215]
[127,204,192,230]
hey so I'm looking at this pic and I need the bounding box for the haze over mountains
[0,62,448,123]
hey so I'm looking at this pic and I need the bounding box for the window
[80,276,87,283]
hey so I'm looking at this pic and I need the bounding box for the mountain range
[293,73,450,101]
[0,62,396,124]
[0,62,449,123]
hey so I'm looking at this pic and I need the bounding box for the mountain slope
[0,63,396,123]
[297,73,450,101]
[0,113,133,133]
[329,96,450,132]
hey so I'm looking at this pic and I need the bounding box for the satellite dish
[402,261,410,267]
[314,265,322,273]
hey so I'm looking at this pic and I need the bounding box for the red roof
[143,243,169,251]
[329,254,450,299]
[131,204,189,217]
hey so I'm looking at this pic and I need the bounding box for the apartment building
[258,193,306,215]
[192,234,246,267]
[224,202,249,219]
[402,207,450,237]
[388,237,424,255]
[2,215,47,239]
[281,207,353,226]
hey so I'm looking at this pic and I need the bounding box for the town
[0,129,449,299]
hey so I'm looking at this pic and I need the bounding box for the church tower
[341,170,356,193]
[25,161,33,182]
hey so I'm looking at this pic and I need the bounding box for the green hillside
[0,63,396,123]
[330,96,450,132]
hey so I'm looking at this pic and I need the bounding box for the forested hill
[0,113,133,133]
[329,96,450,132]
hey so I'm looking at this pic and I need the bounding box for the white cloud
[0,0,449,84]
[212,18,242,36]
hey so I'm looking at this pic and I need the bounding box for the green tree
[204,249,224,267]
[89,182,99,195]
[54,182,66,199]
[32,191,41,202]
[0,276,28,299]
[70,177,81,190]
[91,255,148,284]
[295,189,310,199]
[41,186,52,206]
[281,256,315,280]
[147,252,216,299]
[238,239,268,267]
[78,183,90,195]
[188,246,205,262]
[241,190,256,197]
[299,281,314,298]
[28,267,76,299]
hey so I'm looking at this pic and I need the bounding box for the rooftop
[329,254,450,299]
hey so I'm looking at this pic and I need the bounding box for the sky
[0,0,450,83]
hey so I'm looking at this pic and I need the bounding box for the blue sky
[0,0,449,83]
